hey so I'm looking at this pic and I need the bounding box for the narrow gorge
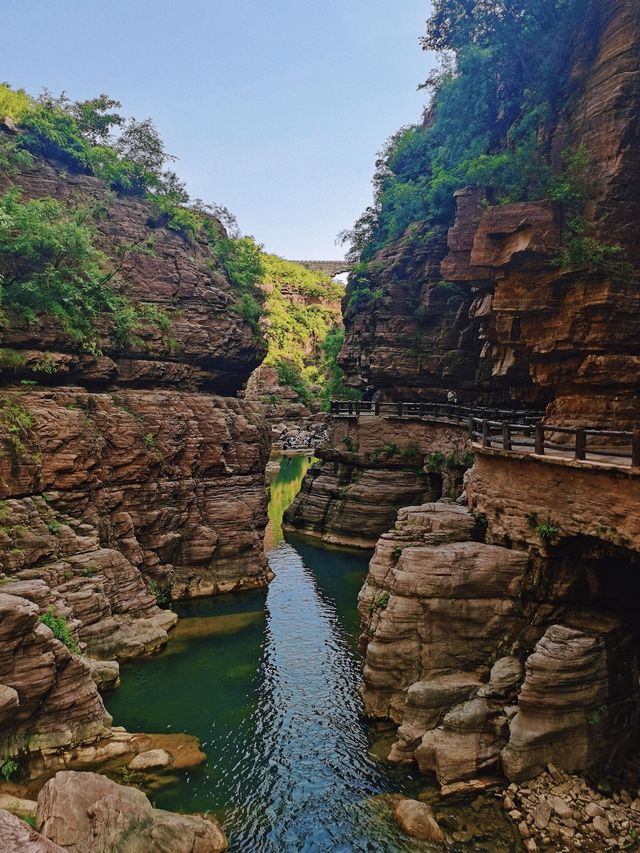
[1,0,640,851]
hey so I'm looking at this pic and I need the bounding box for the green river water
[106,453,521,852]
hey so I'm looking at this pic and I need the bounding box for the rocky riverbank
[501,765,640,852]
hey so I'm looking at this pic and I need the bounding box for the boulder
[36,771,227,852]
[393,799,445,844]
[128,748,173,771]
[0,808,63,852]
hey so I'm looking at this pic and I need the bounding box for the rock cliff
[0,155,271,773]
[329,0,640,795]
[359,491,639,786]
[284,415,470,548]
[339,0,640,429]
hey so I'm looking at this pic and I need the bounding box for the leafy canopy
[342,0,587,261]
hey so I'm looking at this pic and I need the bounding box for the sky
[2,0,434,259]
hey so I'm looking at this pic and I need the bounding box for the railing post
[502,422,512,452]
[632,429,640,469]
[468,415,475,439]
[397,402,403,417]
[374,401,380,416]
[575,429,586,461]
[482,419,491,448]
[348,401,354,417]
[330,401,337,415]
[535,423,545,456]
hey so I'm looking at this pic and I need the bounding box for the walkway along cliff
[289,0,640,802]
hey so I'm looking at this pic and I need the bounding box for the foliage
[149,579,172,607]
[215,236,265,291]
[319,327,361,409]
[367,591,390,615]
[0,397,34,454]
[274,358,312,406]
[556,216,634,281]
[342,0,587,261]
[342,435,357,453]
[39,607,80,653]
[259,255,346,407]
[0,757,18,781]
[0,188,173,349]
[535,523,560,542]
[0,83,268,343]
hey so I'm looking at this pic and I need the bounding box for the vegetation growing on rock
[254,254,357,409]
[0,83,266,348]
[340,0,621,266]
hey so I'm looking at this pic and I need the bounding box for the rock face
[284,416,470,547]
[0,808,64,852]
[0,157,266,394]
[393,799,445,844]
[0,158,272,771]
[0,388,272,603]
[339,0,640,429]
[293,0,640,797]
[0,591,111,765]
[35,770,227,852]
[359,498,640,785]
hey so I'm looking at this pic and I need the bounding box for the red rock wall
[284,417,470,548]
[339,0,640,429]
[0,157,272,763]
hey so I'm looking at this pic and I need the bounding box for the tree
[71,94,124,144]
[115,117,172,175]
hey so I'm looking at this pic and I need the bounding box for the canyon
[1,0,640,849]
[287,1,640,844]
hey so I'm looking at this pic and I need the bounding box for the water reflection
[106,453,519,852]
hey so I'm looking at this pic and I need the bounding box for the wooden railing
[329,401,639,468]
[330,400,543,426]
[469,417,640,468]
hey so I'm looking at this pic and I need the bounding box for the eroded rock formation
[284,416,470,548]
[359,482,640,785]
[13,770,229,852]
[0,155,271,774]
[339,0,640,428]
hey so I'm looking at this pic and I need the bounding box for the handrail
[469,417,640,468]
[330,400,544,425]
[329,400,639,468]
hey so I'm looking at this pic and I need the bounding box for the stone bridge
[288,260,353,277]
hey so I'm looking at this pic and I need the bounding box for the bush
[39,607,80,653]
[343,0,588,261]
[275,358,312,405]
[0,758,18,781]
[0,189,175,348]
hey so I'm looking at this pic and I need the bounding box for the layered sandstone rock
[284,416,470,547]
[0,591,112,763]
[359,499,640,785]
[339,0,640,428]
[0,156,266,393]
[0,156,272,773]
[0,808,63,852]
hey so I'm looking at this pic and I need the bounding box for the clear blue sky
[3,0,434,259]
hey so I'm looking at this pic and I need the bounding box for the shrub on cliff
[0,82,268,334]
[0,188,172,349]
[342,0,588,261]
[258,255,347,408]
[39,607,80,654]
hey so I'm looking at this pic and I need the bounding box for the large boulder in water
[393,798,446,844]
[36,770,227,852]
